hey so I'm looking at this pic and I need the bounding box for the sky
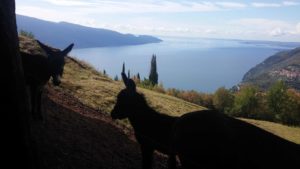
[16,0,300,42]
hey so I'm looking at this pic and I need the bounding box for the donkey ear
[121,72,136,92]
[61,43,74,56]
[37,40,52,54]
[121,72,129,87]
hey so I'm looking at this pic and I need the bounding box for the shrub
[19,29,34,39]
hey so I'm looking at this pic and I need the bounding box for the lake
[70,37,297,93]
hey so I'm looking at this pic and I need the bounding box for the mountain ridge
[16,14,162,49]
[242,47,300,90]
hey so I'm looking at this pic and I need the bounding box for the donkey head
[37,40,74,86]
[111,72,141,119]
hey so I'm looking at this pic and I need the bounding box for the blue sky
[16,0,300,42]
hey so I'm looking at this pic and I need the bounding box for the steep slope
[17,14,162,48]
[242,47,300,90]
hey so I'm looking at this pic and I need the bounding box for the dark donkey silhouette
[173,110,300,169]
[111,73,300,169]
[111,72,178,169]
[21,40,74,120]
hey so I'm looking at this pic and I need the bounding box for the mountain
[16,14,162,48]
[242,47,300,90]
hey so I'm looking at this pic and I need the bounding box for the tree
[267,81,288,121]
[137,73,141,81]
[231,86,259,118]
[213,87,234,113]
[114,75,119,81]
[122,62,125,74]
[149,54,158,85]
[285,89,300,125]
[128,69,130,79]
[103,69,106,76]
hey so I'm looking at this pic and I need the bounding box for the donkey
[111,73,300,169]
[21,40,74,120]
[173,110,300,169]
[111,72,178,169]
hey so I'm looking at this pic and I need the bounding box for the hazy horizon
[16,0,300,42]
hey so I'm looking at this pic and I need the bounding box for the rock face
[242,47,300,90]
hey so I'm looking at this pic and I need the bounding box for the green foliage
[231,86,260,118]
[165,89,214,109]
[284,89,300,125]
[213,87,234,113]
[139,78,154,89]
[149,54,158,85]
[267,81,288,121]
[19,29,34,39]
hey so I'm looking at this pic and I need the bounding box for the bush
[230,85,259,118]
[267,81,288,122]
[213,87,234,113]
[19,29,34,39]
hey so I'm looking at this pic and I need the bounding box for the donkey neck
[128,105,161,131]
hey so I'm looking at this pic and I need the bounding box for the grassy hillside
[240,118,300,144]
[60,57,204,118]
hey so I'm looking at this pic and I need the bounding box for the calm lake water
[70,37,296,93]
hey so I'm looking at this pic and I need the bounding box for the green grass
[240,118,300,144]
[59,56,300,144]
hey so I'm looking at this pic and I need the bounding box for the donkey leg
[30,86,38,119]
[141,145,154,169]
[36,89,43,120]
[168,154,176,169]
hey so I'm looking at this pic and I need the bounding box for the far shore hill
[16,14,162,49]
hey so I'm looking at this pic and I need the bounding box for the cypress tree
[137,73,141,81]
[149,54,158,85]
[114,75,119,81]
[122,62,126,74]
[128,69,130,79]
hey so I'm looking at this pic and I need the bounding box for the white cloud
[283,1,300,6]
[297,23,300,33]
[230,18,291,29]
[215,2,247,9]
[43,0,95,6]
[229,18,300,39]
[269,28,286,36]
[252,1,300,8]
[252,2,281,8]
[37,0,249,13]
